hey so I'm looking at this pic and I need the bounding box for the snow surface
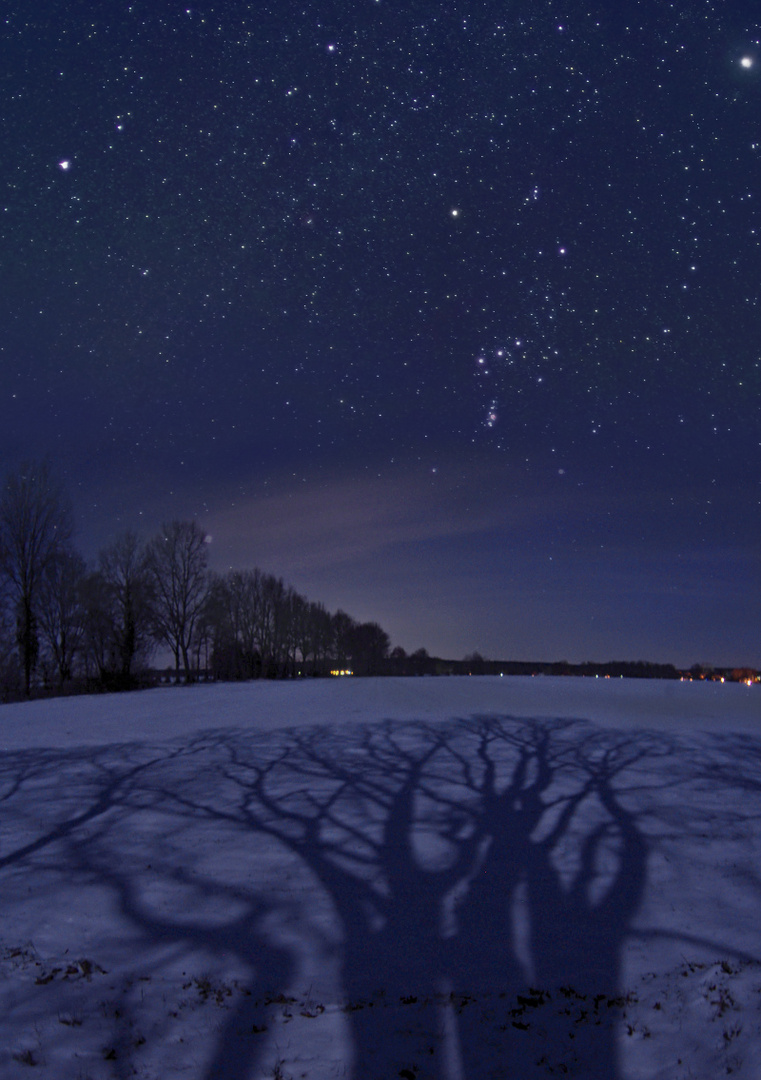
[1,675,760,1079]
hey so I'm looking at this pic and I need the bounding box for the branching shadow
[2,714,761,1079]
[131,717,670,1079]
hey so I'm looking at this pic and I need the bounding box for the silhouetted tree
[261,574,288,676]
[410,646,430,675]
[227,569,266,675]
[287,589,310,675]
[37,548,87,686]
[205,572,252,680]
[0,592,21,699]
[331,609,357,669]
[206,569,271,680]
[146,520,209,683]
[0,462,72,694]
[388,645,408,675]
[307,601,334,674]
[100,531,154,685]
[463,650,487,675]
[80,570,117,683]
[347,621,390,675]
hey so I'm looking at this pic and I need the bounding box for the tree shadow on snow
[2,716,761,1080]
[0,741,296,1080]
[125,716,673,1080]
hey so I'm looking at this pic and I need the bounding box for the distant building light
[330,669,353,677]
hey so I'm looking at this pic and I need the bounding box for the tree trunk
[182,643,193,684]
[17,599,38,696]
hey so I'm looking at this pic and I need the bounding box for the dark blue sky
[2,0,759,665]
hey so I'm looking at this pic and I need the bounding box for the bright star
[741,56,754,68]
[58,160,71,171]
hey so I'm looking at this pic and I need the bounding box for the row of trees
[0,462,393,698]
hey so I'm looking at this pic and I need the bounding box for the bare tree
[0,594,21,700]
[0,462,72,694]
[331,609,357,670]
[263,575,291,676]
[80,570,117,683]
[95,531,154,687]
[289,590,312,675]
[146,520,210,683]
[175,561,397,684]
[37,548,87,687]
[348,621,391,676]
[206,568,268,679]
[307,601,333,675]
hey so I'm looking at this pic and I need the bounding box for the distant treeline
[384,655,686,679]
[0,461,403,699]
[391,654,758,683]
[0,463,755,702]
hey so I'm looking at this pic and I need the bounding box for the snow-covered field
[1,676,760,1079]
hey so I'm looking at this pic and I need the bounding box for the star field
[1,1,759,663]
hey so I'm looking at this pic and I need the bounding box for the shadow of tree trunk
[1,715,714,1080]
[170,718,655,1080]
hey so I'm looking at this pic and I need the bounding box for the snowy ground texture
[1,676,760,1080]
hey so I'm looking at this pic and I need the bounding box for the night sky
[2,1,759,666]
